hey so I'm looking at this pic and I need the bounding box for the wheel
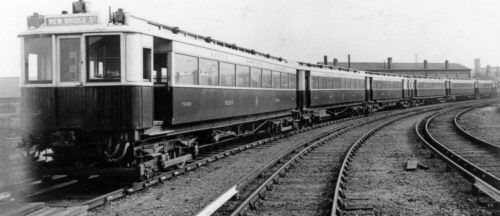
[176,161,186,169]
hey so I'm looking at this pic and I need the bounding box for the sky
[1,0,500,77]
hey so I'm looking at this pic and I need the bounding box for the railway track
[4,107,394,215]
[3,100,491,215]
[200,105,449,216]
[416,102,500,204]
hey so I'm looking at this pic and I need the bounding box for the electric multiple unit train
[19,1,497,179]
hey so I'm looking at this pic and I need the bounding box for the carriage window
[289,74,296,89]
[327,77,334,89]
[86,35,121,81]
[311,76,319,89]
[280,73,288,88]
[272,71,280,88]
[262,69,272,88]
[153,53,168,83]
[25,36,52,83]
[320,77,327,89]
[199,58,219,86]
[175,54,198,85]
[143,48,151,82]
[236,65,250,87]
[220,62,236,86]
[250,67,261,88]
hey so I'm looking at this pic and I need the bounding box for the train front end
[19,4,154,178]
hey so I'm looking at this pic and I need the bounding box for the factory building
[473,58,500,80]
[321,57,471,79]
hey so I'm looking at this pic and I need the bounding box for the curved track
[203,105,444,216]
[416,102,500,202]
[5,109,389,215]
[6,100,493,215]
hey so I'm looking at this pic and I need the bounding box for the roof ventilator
[73,0,90,14]
[27,12,44,28]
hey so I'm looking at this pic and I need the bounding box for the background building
[320,57,471,79]
[473,59,500,80]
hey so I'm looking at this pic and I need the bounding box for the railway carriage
[21,14,155,174]
[367,73,405,108]
[298,63,366,117]
[414,77,446,103]
[476,80,496,98]
[448,79,476,100]
[158,37,297,133]
[20,5,298,178]
[402,77,415,100]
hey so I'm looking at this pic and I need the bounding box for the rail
[330,110,425,215]
[415,105,500,202]
[454,106,500,150]
[202,106,433,216]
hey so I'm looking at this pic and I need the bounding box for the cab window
[86,35,121,81]
[24,36,53,83]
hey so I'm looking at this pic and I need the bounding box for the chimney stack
[445,60,449,70]
[387,57,392,69]
[323,55,328,65]
[424,60,428,70]
[333,58,338,66]
[348,54,351,68]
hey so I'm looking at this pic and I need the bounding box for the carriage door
[402,79,406,98]
[305,71,311,107]
[365,77,373,101]
[445,81,451,96]
[409,80,414,97]
[414,80,418,97]
[57,36,82,85]
[56,36,83,127]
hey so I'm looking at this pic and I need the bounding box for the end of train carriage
[447,79,477,101]
[19,2,298,180]
[476,80,497,98]
[296,63,368,121]
[412,77,447,104]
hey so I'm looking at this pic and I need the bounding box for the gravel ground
[459,104,500,144]
[89,104,452,216]
[90,116,368,216]
[244,111,413,216]
[0,116,25,188]
[344,113,492,216]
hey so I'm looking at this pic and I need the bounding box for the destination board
[46,15,98,26]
